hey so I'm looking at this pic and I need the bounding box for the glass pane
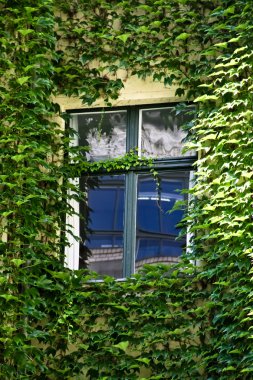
[80,175,125,278]
[78,111,127,161]
[135,172,189,270]
[140,106,194,158]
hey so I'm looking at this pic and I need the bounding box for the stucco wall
[55,75,181,111]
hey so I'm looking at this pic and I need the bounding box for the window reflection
[141,106,195,158]
[78,111,127,161]
[74,104,195,278]
[135,172,188,270]
[80,175,125,278]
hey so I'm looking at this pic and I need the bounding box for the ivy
[1,0,253,379]
[81,149,154,173]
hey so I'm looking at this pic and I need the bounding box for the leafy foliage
[1,0,253,379]
[81,149,154,174]
[187,42,253,379]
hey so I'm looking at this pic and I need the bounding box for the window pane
[135,172,189,270]
[80,175,125,278]
[78,111,127,161]
[88,186,124,231]
[140,106,194,158]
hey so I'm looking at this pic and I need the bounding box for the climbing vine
[0,0,253,379]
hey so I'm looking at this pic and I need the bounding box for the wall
[56,75,181,111]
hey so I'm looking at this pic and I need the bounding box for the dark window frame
[69,103,196,277]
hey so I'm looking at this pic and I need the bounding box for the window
[67,104,195,278]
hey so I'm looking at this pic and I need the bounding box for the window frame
[66,103,196,278]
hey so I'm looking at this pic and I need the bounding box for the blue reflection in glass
[87,175,124,246]
[137,239,183,261]
[137,178,183,234]
[84,175,125,278]
[87,236,123,249]
[136,173,188,265]
[89,187,124,231]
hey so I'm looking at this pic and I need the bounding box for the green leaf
[24,7,37,13]
[11,154,26,162]
[194,95,218,102]
[138,5,152,11]
[18,29,34,36]
[47,270,70,281]
[214,42,227,48]
[176,32,190,41]
[117,34,131,43]
[151,21,162,28]
[137,26,150,33]
[222,366,236,372]
[241,171,253,178]
[203,205,216,211]
[17,76,30,85]
[11,259,26,267]
[201,133,217,141]
[228,37,240,43]
[35,275,53,289]
[137,358,150,365]
[224,5,235,15]
[241,368,253,373]
[113,341,129,352]
[2,211,14,217]
[24,64,37,72]
[0,294,19,302]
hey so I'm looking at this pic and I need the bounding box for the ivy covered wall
[0,0,253,378]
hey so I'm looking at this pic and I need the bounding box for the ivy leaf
[138,5,152,11]
[203,205,216,211]
[137,358,150,365]
[194,95,218,102]
[137,26,150,33]
[35,275,53,289]
[2,211,14,217]
[24,7,37,13]
[24,64,37,72]
[0,294,19,302]
[113,341,129,352]
[241,368,253,373]
[201,133,217,141]
[11,259,26,267]
[107,303,129,312]
[222,366,236,372]
[228,37,240,43]
[17,76,30,85]
[18,29,34,36]
[117,34,131,43]
[224,5,235,15]
[176,33,190,41]
[11,154,26,162]
[241,171,253,178]
[46,270,70,281]
[169,328,184,335]
[214,42,227,48]
[151,21,162,28]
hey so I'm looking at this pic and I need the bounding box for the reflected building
[141,108,195,158]
[78,111,127,161]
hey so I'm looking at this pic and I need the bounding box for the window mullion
[126,106,139,152]
[123,106,139,277]
[123,171,137,277]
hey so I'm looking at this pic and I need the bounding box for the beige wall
[55,75,182,111]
